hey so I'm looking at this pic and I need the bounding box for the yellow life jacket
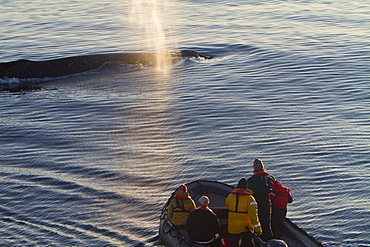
[226,188,262,234]
[168,190,196,226]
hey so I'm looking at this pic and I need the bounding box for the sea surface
[1,0,369,246]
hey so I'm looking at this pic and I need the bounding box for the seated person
[168,184,196,227]
[186,196,222,247]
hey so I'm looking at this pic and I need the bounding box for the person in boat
[270,181,294,238]
[226,178,262,247]
[246,158,275,242]
[186,196,222,247]
[168,184,196,227]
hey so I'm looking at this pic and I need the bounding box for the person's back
[168,184,196,227]
[247,159,275,212]
[247,158,275,241]
[226,178,262,247]
[186,196,222,246]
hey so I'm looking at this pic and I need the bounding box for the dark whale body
[0,50,212,80]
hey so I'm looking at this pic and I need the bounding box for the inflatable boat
[159,180,324,247]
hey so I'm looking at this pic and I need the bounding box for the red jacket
[269,181,293,209]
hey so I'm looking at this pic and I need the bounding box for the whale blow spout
[130,0,175,75]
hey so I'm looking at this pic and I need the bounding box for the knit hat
[253,158,265,172]
[199,196,210,206]
[177,184,188,192]
[236,178,247,189]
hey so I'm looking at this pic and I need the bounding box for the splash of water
[130,0,175,74]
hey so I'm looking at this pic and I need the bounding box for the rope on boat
[160,207,194,247]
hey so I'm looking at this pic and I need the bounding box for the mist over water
[1,0,369,246]
[129,0,177,73]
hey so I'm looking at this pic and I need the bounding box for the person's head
[236,178,247,189]
[253,158,266,172]
[198,196,210,206]
[177,184,188,192]
[266,239,288,247]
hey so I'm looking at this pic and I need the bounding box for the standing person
[226,178,262,247]
[270,181,294,238]
[186,196,222,247]
[247,158,275,242]
[168,184,196,227]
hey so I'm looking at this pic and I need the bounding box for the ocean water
[1,0,369,246]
